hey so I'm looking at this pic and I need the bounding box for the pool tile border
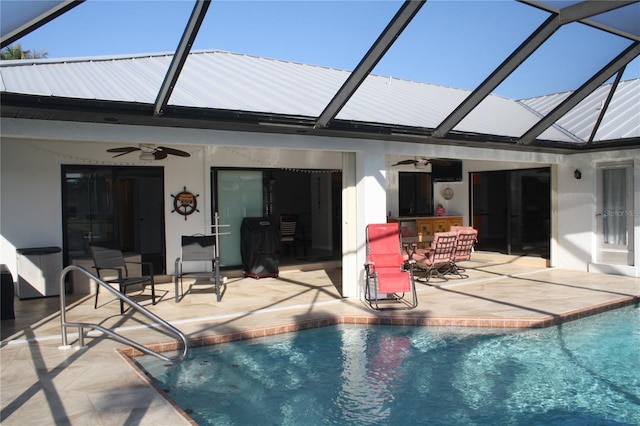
[116,295,638,358]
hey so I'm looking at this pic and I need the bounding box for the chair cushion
[375,267,411,293]
[367,253,404,268]
[452,231,477,262]
[181,235,216,261]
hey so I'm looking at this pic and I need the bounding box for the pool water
[136,307,640,425]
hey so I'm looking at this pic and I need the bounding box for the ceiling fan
[107,143,190,160]
[392,156,451,168]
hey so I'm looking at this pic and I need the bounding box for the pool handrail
[59,265,188,362]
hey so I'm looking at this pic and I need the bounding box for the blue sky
[11,0,640,99]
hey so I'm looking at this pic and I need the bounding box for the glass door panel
[602,168,627,246]
[509,169,551,256]
[64,168,115,260]
[471,171,508,253]
[216,170,264,267]
[597,163,634,265]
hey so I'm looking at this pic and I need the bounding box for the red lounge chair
[364,223,418,310]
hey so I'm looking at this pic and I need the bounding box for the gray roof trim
[314,0,424,129]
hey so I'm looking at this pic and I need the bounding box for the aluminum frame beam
[1,1,85,48]
[518,41,640,145]
[520,0,640,42]
[314,0,425,129]
[154,0,210,116]
[588,67,625,143]
[432,0,635,139]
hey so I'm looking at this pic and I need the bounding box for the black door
[62,166,165,273]
[471,168,550,258]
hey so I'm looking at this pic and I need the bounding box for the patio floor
[1,252,639,425]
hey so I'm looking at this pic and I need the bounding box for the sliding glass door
[471,167,550,258]
[62,166,165,273]
[212,168,341,268]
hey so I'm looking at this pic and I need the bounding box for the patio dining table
[402,235,433,250]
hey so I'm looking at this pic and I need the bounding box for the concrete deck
[1,252,639,425]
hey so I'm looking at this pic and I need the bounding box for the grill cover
[241,217,280,278]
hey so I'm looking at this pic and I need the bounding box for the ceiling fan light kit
[138,152,156,161]
[414,156,427,169]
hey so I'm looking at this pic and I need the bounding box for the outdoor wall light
[574,169,582,180]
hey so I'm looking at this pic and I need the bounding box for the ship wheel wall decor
[171,186,199,220]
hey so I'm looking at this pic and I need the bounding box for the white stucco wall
[2,117,639,302]
[1,138,63,252]
[362,146,388,225]
[0,119,365,296]
[555,158,595,271]
[557,151,640,275]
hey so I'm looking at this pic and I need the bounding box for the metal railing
[59,265,189,362]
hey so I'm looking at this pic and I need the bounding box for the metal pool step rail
[59,265,189,362]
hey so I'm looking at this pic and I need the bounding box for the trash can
[1,265,15,320]
[16,246,62,299]
[241,217,280,279]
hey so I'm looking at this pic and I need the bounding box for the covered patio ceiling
[1,0,639,153]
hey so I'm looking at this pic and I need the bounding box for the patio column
[341,148,387,299]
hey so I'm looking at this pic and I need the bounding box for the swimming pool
[136,306,639,425]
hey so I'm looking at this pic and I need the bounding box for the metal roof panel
[520,78,640,141]
[1,50,636,144]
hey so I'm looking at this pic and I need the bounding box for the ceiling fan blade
[159,147,191,157]
[392,159,418,166]
[392,157,452,167]
[107,147,139,153]
[153,150,169,160]
[106,147,140,157]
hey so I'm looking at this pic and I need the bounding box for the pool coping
[116,294,638,358]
